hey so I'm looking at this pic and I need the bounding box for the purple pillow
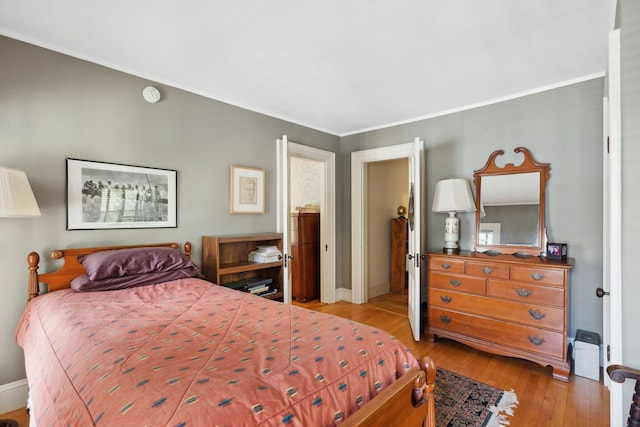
[71,266,203,292]
[79,247,197,280]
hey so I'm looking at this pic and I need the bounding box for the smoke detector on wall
[142,86,161,103]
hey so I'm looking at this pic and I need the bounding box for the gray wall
[0,36,340,384]
[341,78,605,344]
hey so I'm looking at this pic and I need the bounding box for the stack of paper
[248,245,283,263]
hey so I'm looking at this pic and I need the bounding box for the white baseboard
[368,284,389,299]
[335,287,352,302]
[0,378,28,414]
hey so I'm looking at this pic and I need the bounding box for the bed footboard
[342,356,436,427]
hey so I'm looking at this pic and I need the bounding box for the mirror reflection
[479,172,540,246]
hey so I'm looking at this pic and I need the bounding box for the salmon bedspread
[16,278,418,426]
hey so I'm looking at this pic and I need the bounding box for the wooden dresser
[426,251,573,381]
[290,212,320,302]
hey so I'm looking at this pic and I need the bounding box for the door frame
[350,138,423,340]
[277,136,336,304]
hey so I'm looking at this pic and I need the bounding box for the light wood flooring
[294,293,610,427]
[2,293,609,426]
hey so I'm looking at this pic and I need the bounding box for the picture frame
[546,242,568,262]
[230,165,265,214]
[66,158,177,230]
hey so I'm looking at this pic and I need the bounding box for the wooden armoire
[290,212,320,302]
[390,217,408,295]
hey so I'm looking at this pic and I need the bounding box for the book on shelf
[222,277,273,291]
[249,285,270,294]
[255,288,279,297]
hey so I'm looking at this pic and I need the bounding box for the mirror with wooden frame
[473,147,550,256]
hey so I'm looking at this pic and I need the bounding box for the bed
[17,242,436,426]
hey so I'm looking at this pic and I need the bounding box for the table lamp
[432,178,475,253]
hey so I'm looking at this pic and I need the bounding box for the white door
[407,139,424,341]
[351,137,424,341]
[276,136,292,304]
[603,29,624,426]
[277,136,337,304]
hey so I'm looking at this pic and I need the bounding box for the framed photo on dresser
[66,158,177,230]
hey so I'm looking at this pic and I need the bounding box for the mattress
[16,278,418,426]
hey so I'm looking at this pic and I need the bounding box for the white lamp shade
[432,178,476,213]
[0,167,41,217]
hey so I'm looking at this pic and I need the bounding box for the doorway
[366,158,409,299]
[351,138,424,341]
[277,136,336,304]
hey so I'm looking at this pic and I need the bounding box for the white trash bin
[573,329,600,381]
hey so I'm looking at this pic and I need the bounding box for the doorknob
[596,287,610,298]
[407,253,419,267]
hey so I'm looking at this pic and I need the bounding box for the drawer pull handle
[482,267,493,275]
[528,309,546,320]
[531,272,544,281]
[528,335,545,346]
[441,262,451,270]
[440,295,452,304]
[449,280,461,287]
[440,315,452,324]
[516,288,532,298]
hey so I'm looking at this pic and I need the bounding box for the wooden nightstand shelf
[202,233,284,301]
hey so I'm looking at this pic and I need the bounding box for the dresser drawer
[466,261,509,279]
[510,266,565,286]
[428,307,565,359]
[429,272,486,295]
[429,256,465,274]
[487,280,564,307]
[429,288,564,331]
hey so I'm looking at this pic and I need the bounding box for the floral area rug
[435,368,519,427]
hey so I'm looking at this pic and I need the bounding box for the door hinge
[607,344,611,362]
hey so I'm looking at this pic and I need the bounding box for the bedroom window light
[0,167,41,217]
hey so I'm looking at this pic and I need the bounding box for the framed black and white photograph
[230,165,265,214]
[66,158,177,230]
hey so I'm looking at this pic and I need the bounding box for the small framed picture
[547,242,567,262]
[230,165,265,214]
[66,158,177,230]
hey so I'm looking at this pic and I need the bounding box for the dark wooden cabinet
[291,212,320,302]
[390,217,408,295]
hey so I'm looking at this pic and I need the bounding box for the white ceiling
[0,1,616,136]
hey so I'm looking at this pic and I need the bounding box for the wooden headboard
[27,242,192,301]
